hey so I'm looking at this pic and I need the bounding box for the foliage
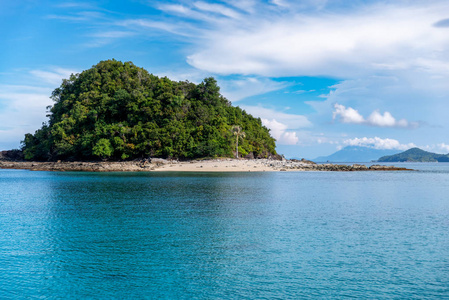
[378,147,449,162]
[21,59,277,161]
[92,138,114,159]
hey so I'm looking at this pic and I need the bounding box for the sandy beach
[0,158,411,172]
[153,158,294,172]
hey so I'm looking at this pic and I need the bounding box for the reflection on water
[1,166,449,298]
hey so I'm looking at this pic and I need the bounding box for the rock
[151,158,168,165]
[0,150,24,161]
[351,164,368,170]
[245,152,255,159]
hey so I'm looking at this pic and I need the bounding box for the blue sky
[2,0,449,158]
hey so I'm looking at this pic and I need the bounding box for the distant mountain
[377,148,449,162]
[313,146,401,162]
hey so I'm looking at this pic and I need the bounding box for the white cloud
[366,110,397,127]
[219,77,289,102]
[154,69,207,84]
[237,105,311,145]
[180,2,449,78]
[193,2,241,19]
[223,0,256,13]
[46,11,104,22]
[332,103,418,128]
[281,131,299,145]
[158,4,190,15]
[158,4,217,23]
[240,105,312,129]
[344,137,416,150]
[332,103,364,124]
[437,143,449,153]
[0,68,79,150]
[270,0,289,8]
[118,18,200,38]
[261,118,298,145]
[0,85,53,149]
[30,68,77,85]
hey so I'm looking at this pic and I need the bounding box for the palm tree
[232,125,246,158]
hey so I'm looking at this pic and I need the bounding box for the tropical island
[378,148,449,162]
[21,59,277,161]
[0,59,410,172]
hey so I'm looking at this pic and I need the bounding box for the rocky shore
[0,158,412,172]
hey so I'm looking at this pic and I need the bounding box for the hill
[22,60,277,161]
[313,146,401,162]
[377,148,449,162]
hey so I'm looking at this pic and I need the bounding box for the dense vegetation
[378,148,449,162]
[22,60,277,161]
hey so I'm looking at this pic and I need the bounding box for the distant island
[21,60,278,161]
[313,146,401,162]
[377,148,449,162]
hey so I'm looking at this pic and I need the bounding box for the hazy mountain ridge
[313,146,401,162]
[377,148,449,162]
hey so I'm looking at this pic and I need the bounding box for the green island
[378,147,449,162]
[21,59,277,161]
[0,59,411,172]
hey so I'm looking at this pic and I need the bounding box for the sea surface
[1,163,449,299]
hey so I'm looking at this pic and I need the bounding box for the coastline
[0,158,412,172]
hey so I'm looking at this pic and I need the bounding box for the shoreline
[0,158,412,172]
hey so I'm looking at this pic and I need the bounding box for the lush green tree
[22,59,278,161]
[92,138,114,159]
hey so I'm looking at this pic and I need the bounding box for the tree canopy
[22,59,277,161]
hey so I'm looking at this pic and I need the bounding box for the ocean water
[1,163,449,298]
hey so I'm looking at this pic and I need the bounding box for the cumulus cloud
[332,103,418,128]
[332,103,364,124]
[261,118,298,145]
[366,110,397,127]
[344,137,416,150]
[239,105,311,145]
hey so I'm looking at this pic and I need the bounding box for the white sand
[153,158,300,172]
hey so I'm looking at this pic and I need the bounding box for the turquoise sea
[1,163,449,298]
